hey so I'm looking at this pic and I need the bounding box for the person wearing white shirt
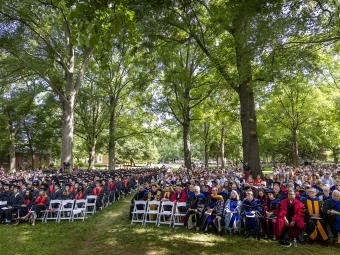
[321,172,334,186]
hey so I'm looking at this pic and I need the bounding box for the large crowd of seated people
[0,167,158,226]
[1,163,340,247]
[130,163,340,247]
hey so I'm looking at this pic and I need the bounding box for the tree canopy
[1,0,340,172]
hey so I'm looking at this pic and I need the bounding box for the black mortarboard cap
[3,182,11,187]
[273,181,281,187]
[39,184,48,191]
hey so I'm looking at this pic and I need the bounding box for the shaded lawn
[0,194,339,255]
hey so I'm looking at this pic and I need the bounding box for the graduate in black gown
[4,185,22,225]
[13,189,33,225]
[20,186,50,226]
[0,182,13,223]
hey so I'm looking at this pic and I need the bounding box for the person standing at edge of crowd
[243,162,251,181]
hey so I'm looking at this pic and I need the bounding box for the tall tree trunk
[332,147,339,164]
[183,122,191,171]
[24,123,35,170]
[271,154,276,167]
[203,122,210,167]
[292,128,299,166]
[9,139,16,172]
[221,122,226,168]
[61,96,75,172]
[108,96,116,170]
[31,154,35,170]
[237,83,261,177]
[88,137,97,170]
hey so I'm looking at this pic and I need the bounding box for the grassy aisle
[0,194,339,255]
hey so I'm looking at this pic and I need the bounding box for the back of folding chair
[131,201,147,225]
[58,199,75,222]
[144,201,160,226]
[86,195,97,217]
[173,202,187,228]
[72,199,87,222]
[157,201,174,227]
[44,199,62,222]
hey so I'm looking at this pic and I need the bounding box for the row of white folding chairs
[34,195,98,223]
[131,201,187,228]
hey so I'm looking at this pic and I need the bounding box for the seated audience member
[93,180,104,210]
[253,174,263,186]
[61,183,74,200]
[101,180,110,208]
[224,190,242,235]
[322,172,334,187]
[202,187,224,235]
[256,189,266,205]
[20,186,50,226]
[184,186,207,231]
[49,182,62,200]
[171,184,187,203]
[160,184,172,202]
[264,174,273,188]
[278,189,306,243]
[331,181,340,192]
[263,190,280,240]
[312,180,324,195]
[3,185,22,225]
[185,184,195,206]
[273,185,285,201]
[14,188,33,226]
[201,185,211,198]
[143,184,161,220]
[0,182,12,221]
[83,181,93,198]
[74,184,85,200]
[323,190,340,244]
[242,190,262,240]
[321,185,332,202]
[302,188,328,246]
[129,185,147,220]
[107,177,116,202]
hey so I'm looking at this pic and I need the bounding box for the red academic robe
[277,198,305,238]
[93,186,103,195]
[74,191,85,200]
[108,182,115,191]
[170,190,187,202]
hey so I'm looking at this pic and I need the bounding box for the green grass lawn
[1,194,338,255]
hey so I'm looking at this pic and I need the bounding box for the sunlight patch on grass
[128,227,148,234]
[104,238,119,245]
[17,234,31,243]
[102,210,123,218]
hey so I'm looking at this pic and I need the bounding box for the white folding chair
[173,202,187,228]
[144,201,160,226]
[157,201,175,227]
[44,200,62,222]
[71,199,87,221]
[86,195,97,217]
[131,201,147,225]
[58,199,75,222]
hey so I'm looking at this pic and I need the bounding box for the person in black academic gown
[129,185,147,220]
[4,185,22,225]
[20,186,50,226]
[184,186,207,231]
[92,180,104,210]
[0,182,13,222]
[13,189,33,225]
[49,182,62,200]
